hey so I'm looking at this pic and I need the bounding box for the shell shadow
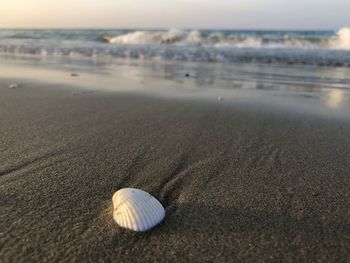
[152,203,350,238]
[108,202,349,254]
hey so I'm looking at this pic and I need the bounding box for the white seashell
[8,83,20,89]
[112,188,165,232]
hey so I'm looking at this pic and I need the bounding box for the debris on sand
[8,83,21,89]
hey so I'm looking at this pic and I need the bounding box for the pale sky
[1,0,349,30]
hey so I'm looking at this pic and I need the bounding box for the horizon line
[0,26,343,31]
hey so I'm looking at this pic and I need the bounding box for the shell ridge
[128,198,147,231]
[115,196,129,229]
[129,198,149,231]
[129,198,147,231]
[118,206,126,228]
[120,202,132,230]
[147,197,164,227]
[135,192,159,230]
[142,195,160,229]
[151,200,165,222]
[113,195,124,227]
[124,199,140,231]
[146,199,159,228]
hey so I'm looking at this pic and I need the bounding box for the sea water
[1,28,350,117]
[0,28,350,67]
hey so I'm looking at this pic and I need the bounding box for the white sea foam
[330,27,350,50]
[105,29,185,45]
[185,30,203,44]
[102,27,350,51]
[1,27,350,67]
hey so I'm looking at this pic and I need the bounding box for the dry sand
[1,79,349,262]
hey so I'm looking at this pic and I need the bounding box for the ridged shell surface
[112,188,165,232]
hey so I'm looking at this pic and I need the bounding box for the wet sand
[1,79,349,262]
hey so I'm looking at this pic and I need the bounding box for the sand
[1,79,349,262]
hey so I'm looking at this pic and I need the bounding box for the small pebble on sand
[71,73,79,77]
[8,83,20,89]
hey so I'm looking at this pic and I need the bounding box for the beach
[1,64,350,262]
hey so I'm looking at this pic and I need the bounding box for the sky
[1,0,349,30]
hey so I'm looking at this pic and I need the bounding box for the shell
[8,83,19,89]
[112,188,165,232]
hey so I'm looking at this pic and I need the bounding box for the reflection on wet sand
[327,89,346,109]
[0,55,350,117]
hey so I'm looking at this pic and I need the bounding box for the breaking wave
[330,27,350,50]
[102,27,350,50]
[0,27,350,67]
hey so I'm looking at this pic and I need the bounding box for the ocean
[1,28,350,116]
[0,28,350,67]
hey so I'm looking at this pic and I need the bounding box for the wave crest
[102,29,186,45]
[101,27,350,50]
[331,27,350,50]
[2,27,350,67]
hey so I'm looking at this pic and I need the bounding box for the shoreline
[1,78,349,261]
[1,56,350,120]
